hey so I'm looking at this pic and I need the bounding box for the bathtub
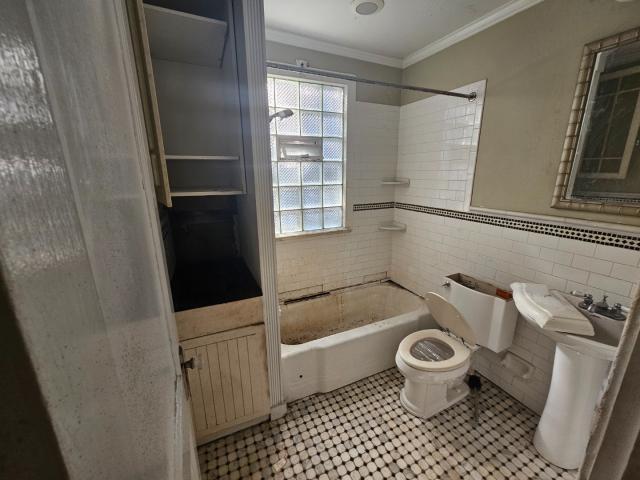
[280,281,434,402]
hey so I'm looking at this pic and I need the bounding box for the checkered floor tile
[198,369,577,479]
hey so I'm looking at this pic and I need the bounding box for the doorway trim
[579,288,640,479]
[237,0,285,414]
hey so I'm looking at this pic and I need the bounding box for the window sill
[275,227,352,241]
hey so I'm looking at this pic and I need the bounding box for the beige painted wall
[266,40,402,106]
[402,0,640,227]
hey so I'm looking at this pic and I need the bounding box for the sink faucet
[577,293,627,321]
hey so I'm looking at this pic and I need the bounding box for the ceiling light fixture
[351,0,384,16]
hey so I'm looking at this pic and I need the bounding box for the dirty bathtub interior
[280,281,433,401]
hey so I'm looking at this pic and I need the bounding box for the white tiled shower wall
[275,102,399,298]
[390,81,640,414]
[396,81,485,211]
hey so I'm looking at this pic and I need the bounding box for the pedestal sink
[511,284,623,470]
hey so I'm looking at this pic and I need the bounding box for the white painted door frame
[236,0,286,416]
[580,289,640,480]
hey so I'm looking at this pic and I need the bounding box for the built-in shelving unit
[143,1,246,199]
[133,0,261,318]
[132,0,271,442]
[144,4,227,68]
[170,188,244,197]
[378,222,407,232]
[165,155,240,161]
[381,178,410,186]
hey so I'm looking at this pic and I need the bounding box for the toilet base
[396,351,471,420]
[399,379,469,419]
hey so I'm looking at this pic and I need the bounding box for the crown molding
[265,0,543,71]
[402,0,544,68]
[265,28,403,69]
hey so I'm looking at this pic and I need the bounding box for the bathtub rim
[281,306,430,356]
[279,279,427,349]
[279,278,417,308]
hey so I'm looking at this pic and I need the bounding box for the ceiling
[264,0,542,68]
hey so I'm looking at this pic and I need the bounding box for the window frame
[267,69,355,238]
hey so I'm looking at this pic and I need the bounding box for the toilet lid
[398,329,470,372]
[424,292,476,347]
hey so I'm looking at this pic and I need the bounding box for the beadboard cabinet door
[182,324,270,443]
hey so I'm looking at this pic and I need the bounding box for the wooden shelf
[144,4,227,68]
[165,155,240,161]
[378,222,407,232]
[170,188,244,197]
[381,178,410,186]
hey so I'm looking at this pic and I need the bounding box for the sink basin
[526,292,623,361]
[511,283,624,470]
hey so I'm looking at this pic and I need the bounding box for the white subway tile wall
[275,102,400,297]
[389,81,640,413]
[390,206,640,413]
[396,81,485,211]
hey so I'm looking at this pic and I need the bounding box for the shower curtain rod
[266,61,477,101]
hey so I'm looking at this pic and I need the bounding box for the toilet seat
[398,329,470,372]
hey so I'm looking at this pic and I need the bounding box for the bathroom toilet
[396,274,518,419]
[396,292,477,419]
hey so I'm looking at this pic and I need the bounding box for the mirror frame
[552,26,640,217]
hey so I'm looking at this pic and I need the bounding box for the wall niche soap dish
[381,178,410,186]
[378,222,406,232]
[500,351,534,380]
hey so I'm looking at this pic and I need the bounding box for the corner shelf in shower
[381,178,410,186]
[378,222,406,232]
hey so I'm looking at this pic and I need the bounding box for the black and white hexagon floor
[198,369,576,480]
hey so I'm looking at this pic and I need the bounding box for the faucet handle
[571,290,593,300]
[609,303,628,321]
[578,293,593,309]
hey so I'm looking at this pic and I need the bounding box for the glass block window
[268,75,346,235]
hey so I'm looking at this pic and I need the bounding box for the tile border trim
[353,202,395,211]
[352,202,640,251]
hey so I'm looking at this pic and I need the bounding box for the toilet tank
[439,273,517,353]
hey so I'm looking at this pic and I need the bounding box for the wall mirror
[553,27,640,216]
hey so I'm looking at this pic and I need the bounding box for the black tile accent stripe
[353,201,394,211]
[352,202,640,251]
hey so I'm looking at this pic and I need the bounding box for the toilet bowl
[395,274,518,419]
[395,293,476,419]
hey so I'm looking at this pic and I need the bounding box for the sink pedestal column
[534,343,611,470]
